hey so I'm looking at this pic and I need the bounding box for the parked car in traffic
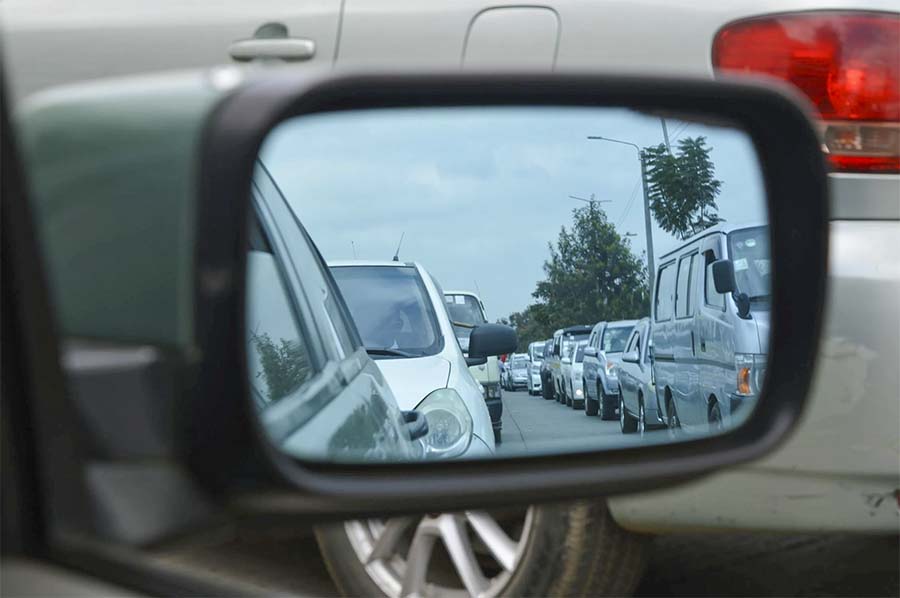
[583,320,637,419]
[444,290,503,409]
[504,353,530,390]
[329,260,499,453]
[527,340,547,395]
[616,318,661,434]
[547,325,592,402]
[565,342,590,409]
[651,223,770,433]
[539,338,555,400]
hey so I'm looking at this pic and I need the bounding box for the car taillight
[713,12,900,173]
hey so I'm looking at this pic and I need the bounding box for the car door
[673,251,703,425]
[2,0,342,103]
[250,164,415,462]
[618,328,641,413]
[697,238,735,412]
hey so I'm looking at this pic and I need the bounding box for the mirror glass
[247,106,770,464]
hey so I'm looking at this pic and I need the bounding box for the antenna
[351,241,358,259]
[392,232,405,262]
[473,279,482,297]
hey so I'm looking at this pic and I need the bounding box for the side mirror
[622,350,639,364]
[468,323,518,361]
[561,356,571,365]
[712,259,737,294]
[734,292,752,319]
[584,346,598,357]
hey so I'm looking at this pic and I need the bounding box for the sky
[261,107,766,320]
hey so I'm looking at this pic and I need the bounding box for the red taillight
[713,12,900,173]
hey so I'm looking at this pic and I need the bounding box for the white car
[560,339,588,409]
[328,260,496,459]
[527,340,547,395]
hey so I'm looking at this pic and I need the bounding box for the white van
[651,223,770,433]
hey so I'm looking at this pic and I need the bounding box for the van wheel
[619,392,638,434]
[637,397,647,436]
[708,400,724,432]
[666,397,681,439]
[316,500,647,598]
[494,427,503,445]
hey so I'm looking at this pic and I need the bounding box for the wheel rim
[619,395,625,428]
[344,508,534,598]
[638,401,645,436]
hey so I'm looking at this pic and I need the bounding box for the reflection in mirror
[247,106,770,464]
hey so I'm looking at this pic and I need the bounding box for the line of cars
[524,221,771,437]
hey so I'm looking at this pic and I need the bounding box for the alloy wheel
[344,508,534,598]
[638,400,646,436]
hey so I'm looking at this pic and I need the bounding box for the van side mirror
[584,346,598,357]
[468,323,518,361]
[712,259,737,294]
[622,351,639,364]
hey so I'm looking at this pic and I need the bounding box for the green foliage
[251,332,312,402]
[505,203,650,351]
[644,136,724,240]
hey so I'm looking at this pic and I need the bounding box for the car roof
[658,220,768,260]
[607,319,638,328]
[562,324,593,334]
[444,289,481,300]
[328,259,417,268]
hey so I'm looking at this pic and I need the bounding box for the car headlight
[605,361,618,379]
[735,353,766,396]
[416,388,473,459]
[575,387,584,397]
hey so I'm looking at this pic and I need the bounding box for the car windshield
[531,345,544,360]
[602,326,633,353]
[728,226,771,302]
[512,356,529,369]
[444,294,486,340]
[330,265,442,357]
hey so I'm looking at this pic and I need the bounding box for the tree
[644,136,724,240]
[503,203,649,350]
[250,332,312,403]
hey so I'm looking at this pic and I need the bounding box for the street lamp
[586,135,656,294]
[624,232,638,238]
[568,193,611,207]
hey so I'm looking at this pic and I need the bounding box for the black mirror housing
[468,324,518,360]
[712,259,737,294]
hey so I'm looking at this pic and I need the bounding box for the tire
[599,389,617,421]
[542,379,554,401]
[708,399,724,432]
[315,500,647,598]
[494,427,503,445]
[666,395,681,439]
[619,392,638,434]
[585,383,599,416]
[565,383,573,407]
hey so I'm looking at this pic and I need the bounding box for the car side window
[704,253,727,310]
[252,164,358,360]
[246,222,317,409]
[655,262,676,322]
[675,253,695,318]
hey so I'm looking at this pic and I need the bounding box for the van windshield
[728,226,771,302]
[601,326,633,353]
[444,294,487,341]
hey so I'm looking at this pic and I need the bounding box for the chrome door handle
[229,37,316,62]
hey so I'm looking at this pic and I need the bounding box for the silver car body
[329,261,495,457]
[651,223,769,432]
[616,318,661,430]
[527,340,546,394]
[584,320,638,411]
[6,0,897,533]
[443,290,502,401]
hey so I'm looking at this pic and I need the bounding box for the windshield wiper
[366,347,417,358]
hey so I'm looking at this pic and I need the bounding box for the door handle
[690,331,696,356]
[229,37,316,62]
[700,338,707,352]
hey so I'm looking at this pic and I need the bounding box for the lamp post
[567,193,611,208]
[586,135,656,294]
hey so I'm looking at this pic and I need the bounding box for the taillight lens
[713,12,900,173]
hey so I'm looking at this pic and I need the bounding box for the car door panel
[2,0,341,103]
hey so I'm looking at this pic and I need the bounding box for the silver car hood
[375,355,452,410]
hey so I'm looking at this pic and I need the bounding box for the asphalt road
[497,388,668,455]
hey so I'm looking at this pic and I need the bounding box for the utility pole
[660,117,672,154]
[586,136,656,299]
